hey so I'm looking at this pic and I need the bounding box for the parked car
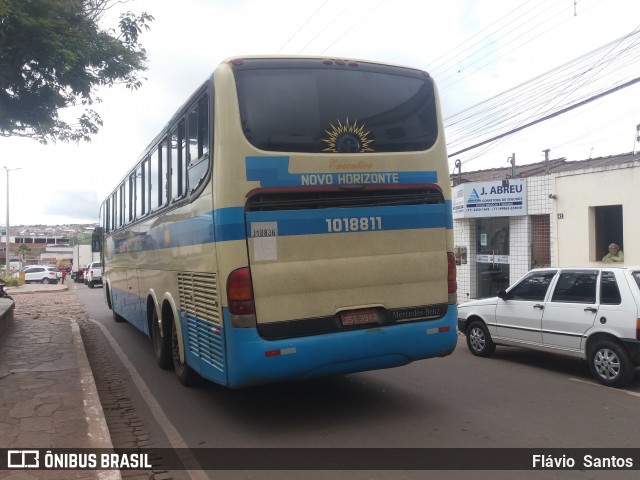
[458,267,640,388]
[22,266,60,284]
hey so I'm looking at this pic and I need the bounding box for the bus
[98,56,457,388]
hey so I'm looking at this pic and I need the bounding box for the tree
[0,0,153,143]
[16,243,32,265]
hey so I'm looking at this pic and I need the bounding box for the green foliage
[16,243,32,256]
[0,276,19,286]
[0,0,153,143]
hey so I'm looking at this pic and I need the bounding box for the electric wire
[277,0,331,54]
[444,28,640,158]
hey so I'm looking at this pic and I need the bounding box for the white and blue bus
[98,56,457,388]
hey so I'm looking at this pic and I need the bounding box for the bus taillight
[227,268,256,328]
[447,252,457,303]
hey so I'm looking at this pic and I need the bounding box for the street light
[4,166,21,275]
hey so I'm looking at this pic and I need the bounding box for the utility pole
[4,167,21,275]
[454,159,462,186]
[508,153,516,178]
[634,124,640,155]
[543,149,550,174]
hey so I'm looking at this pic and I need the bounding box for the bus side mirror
[497,290,508,300]
[92,227,104,253]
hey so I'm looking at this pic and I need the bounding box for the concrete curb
[70,318,122,480]
[6,283,69,295]
[0,298,14,338]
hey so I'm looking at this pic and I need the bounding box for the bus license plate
[340,308,382,327]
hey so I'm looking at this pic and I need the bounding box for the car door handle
[584,307,597,313]
[533,304,544,310]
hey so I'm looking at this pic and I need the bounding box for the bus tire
[151,309,172,369]
[171,321,200,386]
[112,310,125,323]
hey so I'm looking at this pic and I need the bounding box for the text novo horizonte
[301,173,399,186]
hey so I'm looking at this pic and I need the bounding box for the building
[452,152,639,302]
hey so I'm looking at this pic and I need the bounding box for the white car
[22,266,60,284]
[85,261,103,288]
[457,267,640,387]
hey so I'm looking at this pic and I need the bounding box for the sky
[2,0,640,226]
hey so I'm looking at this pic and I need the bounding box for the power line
[444,28,640,157]
[277,0,330,54]
[447,75,640,157]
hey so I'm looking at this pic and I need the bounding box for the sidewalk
[0,284,119,479]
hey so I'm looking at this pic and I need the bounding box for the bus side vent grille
[178,272,224,372]
[186,314,225,372]
[177,272,221,326]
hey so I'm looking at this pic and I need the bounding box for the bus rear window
[233,60,438,153]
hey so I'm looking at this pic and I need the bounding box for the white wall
[554,162,640,266]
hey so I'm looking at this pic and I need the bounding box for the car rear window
[600,271,621,305]
[632,271,640,290]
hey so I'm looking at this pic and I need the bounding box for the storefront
[451,153,638,301]
[453,178,531,299]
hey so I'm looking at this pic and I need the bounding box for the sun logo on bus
[322,118,374,153]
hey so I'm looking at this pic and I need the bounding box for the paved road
[73,285,640,480]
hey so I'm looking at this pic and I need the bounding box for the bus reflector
[426,326,450,335]
[265,347,296,357]
[227,267,256,315]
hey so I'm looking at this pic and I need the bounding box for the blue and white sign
[453,179,527,218]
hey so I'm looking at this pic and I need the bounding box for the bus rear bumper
[185,306,458,389]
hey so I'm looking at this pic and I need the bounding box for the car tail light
[447,252,457,303]
[227,267,256,327]
[636,318,640,341]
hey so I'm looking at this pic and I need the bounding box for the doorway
[476,217,510,298]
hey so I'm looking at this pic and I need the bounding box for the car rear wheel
[588,341,634,388]
[41,278,50,284]
[466,321,496,357]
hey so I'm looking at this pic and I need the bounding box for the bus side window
[170,120,187,201]
[150,144,161,211]
[187,93,210,192]
[141,156,150,216]
[125,173,134,224]
[116,185,123,228]
[135,163,144,218]
[160,137,169,207]
[110,193,117,231]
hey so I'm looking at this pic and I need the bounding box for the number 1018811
[325,216,382,233]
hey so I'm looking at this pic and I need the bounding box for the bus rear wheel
[151,309,172,369]
[171,321,200,386]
